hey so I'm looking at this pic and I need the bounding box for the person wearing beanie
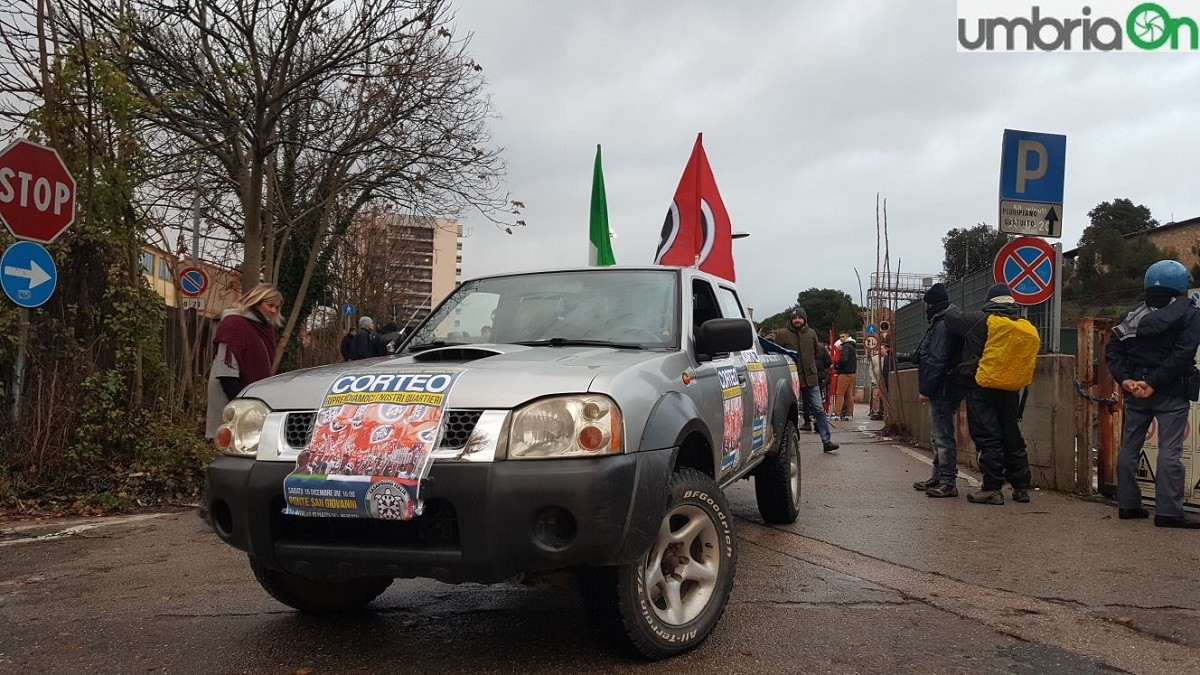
[985,283,1015,303]
[1106,260,1200,528]
[944,281,1036,505]
[768,308,839,452]
[348,316,380,360]
[897,282,964,497]
[832,331,858,420]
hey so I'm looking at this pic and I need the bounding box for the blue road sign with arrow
[1,241,57,308]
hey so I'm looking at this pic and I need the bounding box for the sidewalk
[747,402,1200,655]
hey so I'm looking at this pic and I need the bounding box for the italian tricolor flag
[589,144,616,266]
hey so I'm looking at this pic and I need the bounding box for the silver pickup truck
[205,266,802,659]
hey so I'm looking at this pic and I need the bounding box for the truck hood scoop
[411,346,505,363]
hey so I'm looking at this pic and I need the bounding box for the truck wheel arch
[771,379,800,433]
[639,392,716,478]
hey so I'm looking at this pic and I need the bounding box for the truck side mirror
[695,318,754,362]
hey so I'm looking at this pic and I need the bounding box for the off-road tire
[249,556,392,614]
[579,468,736,659]
[753,421,801,524]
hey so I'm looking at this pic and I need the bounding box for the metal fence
[893,265,1061,365]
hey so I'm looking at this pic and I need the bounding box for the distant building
[1063,217,1200,272]
[340,213,462,326]
[1139,217,1200,271]
[139,244,240,318]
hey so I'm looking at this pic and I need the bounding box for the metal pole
[1050,242,1063,353]
[192,169,201,261]
[12,308,28,422]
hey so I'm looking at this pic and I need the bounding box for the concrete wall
[887,354,1077,491]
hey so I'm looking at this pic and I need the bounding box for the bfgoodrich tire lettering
[249,556,392,614]
[580,468,736,659]
[753,421,801,524]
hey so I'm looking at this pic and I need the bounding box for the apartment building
[341,212,462,327]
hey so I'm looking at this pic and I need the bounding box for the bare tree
[63,0,515,302]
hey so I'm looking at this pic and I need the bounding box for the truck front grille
[283,410,483,450]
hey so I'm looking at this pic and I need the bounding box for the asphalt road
[3,417,1200,674]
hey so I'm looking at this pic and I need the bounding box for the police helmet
[1144,260,1191,295]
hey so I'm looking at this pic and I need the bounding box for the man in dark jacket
[340,328,357,362]
[1105,260,1200,529]
[378,322,402,354]
[899,283,965,498]
[945,283,1035,505]
[349,316,380,360]
[769,308,839,452]
[833,332,858,420]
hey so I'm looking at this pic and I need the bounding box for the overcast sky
[447,1,1200,318]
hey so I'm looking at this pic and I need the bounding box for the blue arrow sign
[1,241,57,308]
[342,303,355,316]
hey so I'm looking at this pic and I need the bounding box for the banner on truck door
[718,365,743,474]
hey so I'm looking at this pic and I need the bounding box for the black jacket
[1105,298,1200,401]
[816,344,831,385]
[910,307,963,399]
[944,301,1023,387]
[349,330,381,360]
[837,339,857,374]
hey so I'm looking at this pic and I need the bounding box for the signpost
[993,236,1057,306]
[998,129,1066,238]
[0,139,76,422]
[864,335,879,350]
[0,139,77,244]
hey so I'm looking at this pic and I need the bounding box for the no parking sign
[178,265,209,298]
[993,236,1056,306]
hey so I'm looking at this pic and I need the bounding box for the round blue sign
[1,241,57,308]
[178,265,208,297]
[342,303,355,316]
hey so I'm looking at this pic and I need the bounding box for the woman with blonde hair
[205,283,284,438]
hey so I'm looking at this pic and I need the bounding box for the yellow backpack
[975,314,1040,391]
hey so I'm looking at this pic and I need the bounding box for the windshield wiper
[514,338,646,350]
[405,340,467,352]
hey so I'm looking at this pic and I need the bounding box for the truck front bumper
[205,449,674,584]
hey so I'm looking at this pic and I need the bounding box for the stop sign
[0,139,76,244]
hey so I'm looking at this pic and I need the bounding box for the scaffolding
[867,271,940,312]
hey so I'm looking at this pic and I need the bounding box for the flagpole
[693,133,703,268]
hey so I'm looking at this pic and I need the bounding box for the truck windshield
[402,270,679,351]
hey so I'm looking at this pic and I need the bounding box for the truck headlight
[215,399,270,457]
[508,395,623,459]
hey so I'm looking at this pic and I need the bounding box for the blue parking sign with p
[1000,130,1065,203]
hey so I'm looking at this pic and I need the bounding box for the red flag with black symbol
[653,133,736,282]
